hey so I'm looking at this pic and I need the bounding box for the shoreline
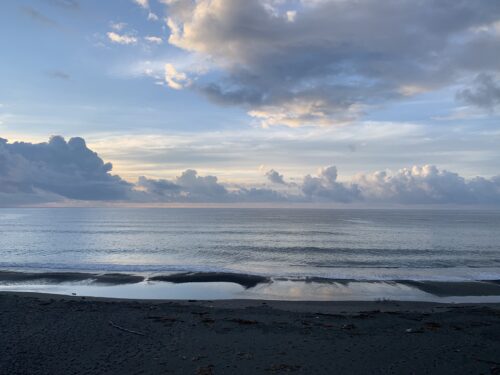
[1,292,500,374]
[3,290,500,311]
[2,270,500,303]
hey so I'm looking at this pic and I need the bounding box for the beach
[1,292,500,374]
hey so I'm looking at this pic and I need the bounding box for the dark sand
[1,292,500,374]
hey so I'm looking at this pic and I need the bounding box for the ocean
[1,208,500,301]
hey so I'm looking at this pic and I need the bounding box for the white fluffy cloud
[144,36,163,44]
[107,32,138,45]
[133,0,149,9]
[159,0,500,127]
[164,63,191,89]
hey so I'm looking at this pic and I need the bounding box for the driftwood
[108,320,145,336]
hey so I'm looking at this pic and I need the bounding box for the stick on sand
[109,320,145,336]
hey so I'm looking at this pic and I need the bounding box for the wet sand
[3,270,500,299]
[1,292,500,374]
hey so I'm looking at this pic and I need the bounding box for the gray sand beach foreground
[1,292,500,374]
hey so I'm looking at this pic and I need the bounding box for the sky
[0,0,500,207]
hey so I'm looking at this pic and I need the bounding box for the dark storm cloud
[164,0,500,126]
[0,136,132,205]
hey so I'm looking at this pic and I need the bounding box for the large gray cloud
[0,136,132,205]
[163,0,500,126]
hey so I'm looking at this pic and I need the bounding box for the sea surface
[1,207,500,282]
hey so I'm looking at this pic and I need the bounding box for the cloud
[137,176,181,197]
[160,0,500,127]
[107,32,138,45]
[302,166,362,203]
[457,73,500,110]
[138,170,287,203]
[133,0,149,9]
[0,136,132,206]
[266,169,286,185]
[110,22,127,31]
[164,63,191,89]
[285,10,296,22]
[353,165,500,205]
[144,36,163,44]
[1,137,500,206]
[139,163,500,205]
[138,169,228,202]
[148,12,159,21]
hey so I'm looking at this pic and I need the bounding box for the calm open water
[1,208,500,282]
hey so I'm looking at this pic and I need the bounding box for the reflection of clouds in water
[244,281,432,301]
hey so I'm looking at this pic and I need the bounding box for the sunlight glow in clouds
[107,32,138,45]
[164,63,191,89]
[158,0,500,127]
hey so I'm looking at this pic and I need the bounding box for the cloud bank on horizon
[1,136,499,207]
